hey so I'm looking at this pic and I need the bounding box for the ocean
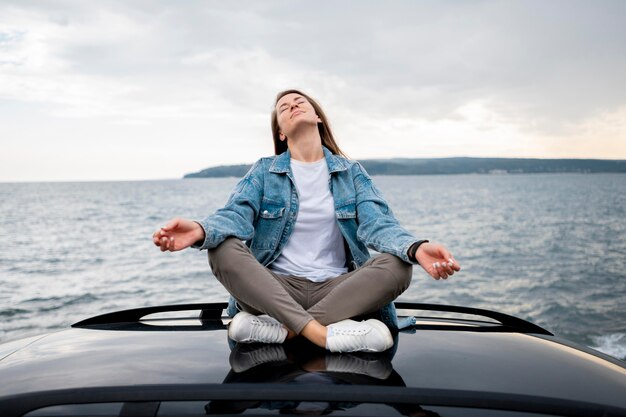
[1,174,625,360]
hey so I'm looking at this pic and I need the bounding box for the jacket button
[263,210,269,215]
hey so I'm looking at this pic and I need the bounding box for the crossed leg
[208,238,412,348]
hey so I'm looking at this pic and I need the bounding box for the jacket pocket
[259,204,285,219]
[251,201,285,250]
[335,202,356,220]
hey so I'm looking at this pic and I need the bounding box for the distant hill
[184,157,626,178]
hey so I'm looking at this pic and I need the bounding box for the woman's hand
[152,218,205,252]
[415,242,461,280]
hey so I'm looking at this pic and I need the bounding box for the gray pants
[208,238,412,334]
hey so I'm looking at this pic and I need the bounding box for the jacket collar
[269,146,349,174]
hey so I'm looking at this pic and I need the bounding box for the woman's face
[275,93,321,138]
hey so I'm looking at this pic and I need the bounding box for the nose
[290,101,300,111]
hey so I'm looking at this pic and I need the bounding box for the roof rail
[395,302,553,335]
[71,302,552,335]
[72,303,228,328]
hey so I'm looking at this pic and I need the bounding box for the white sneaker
[326,319,393,353]
[228,311,288,344]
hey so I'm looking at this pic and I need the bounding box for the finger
[443,255,459,271]
[434,259,453,275]
[156,229,169,246]
[431,262,442,280]
[168,236,176,252]
[160,236,170,251]
[435,262,448,279]
[162,218,180,232]
[153,230,164,246]
[448,257,461,271]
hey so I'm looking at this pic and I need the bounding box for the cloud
[540,106,626,158]
[3,1,625,124]
[0,0,624,181]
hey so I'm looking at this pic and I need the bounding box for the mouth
[291,110,303,119]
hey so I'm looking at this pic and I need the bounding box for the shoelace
[333,327,369,335]
[249,317,284,342]
[330,326,372,351]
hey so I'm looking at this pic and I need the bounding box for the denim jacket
[197,147,419,329]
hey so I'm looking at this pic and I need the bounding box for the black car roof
[1,302,625,417]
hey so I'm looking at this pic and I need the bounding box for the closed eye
[277,97,306,113]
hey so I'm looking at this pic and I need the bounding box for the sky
[1,0,625,182]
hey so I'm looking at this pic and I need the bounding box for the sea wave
[1,175,624,350]
[0,308,29,318]
[591,333,626,361]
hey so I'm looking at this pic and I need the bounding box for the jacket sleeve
[353,163,419,264]
[195,160,263,250]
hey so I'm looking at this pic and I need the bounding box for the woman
[153,89,460,353]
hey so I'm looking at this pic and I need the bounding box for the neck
[287,126,324,162]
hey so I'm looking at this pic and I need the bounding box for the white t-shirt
[269,158,348,282]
